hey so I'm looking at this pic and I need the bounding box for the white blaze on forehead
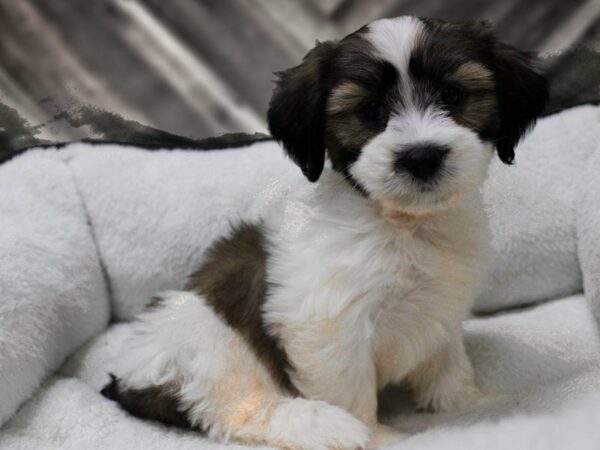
[366,17,425,78]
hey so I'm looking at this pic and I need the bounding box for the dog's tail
[100,373,192,428]
[100,373,119,401]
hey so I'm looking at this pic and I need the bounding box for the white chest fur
[263,170,490,396]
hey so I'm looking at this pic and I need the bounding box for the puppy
[102,16,548,450]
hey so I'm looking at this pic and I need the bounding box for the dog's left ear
[268,41,338,182]
[489,41,549,164]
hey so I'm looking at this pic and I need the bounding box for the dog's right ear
[268,41,338,182]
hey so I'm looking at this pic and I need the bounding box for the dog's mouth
[375,172,471,216]
[349,133,488,214]
[379,199,436,228]
[383,196,462,217]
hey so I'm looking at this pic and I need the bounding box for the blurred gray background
[0,0,599,153]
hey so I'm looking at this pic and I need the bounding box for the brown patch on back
[101,375,194,429]
[186,222,298,395]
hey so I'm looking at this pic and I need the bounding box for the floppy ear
[267,41,337,182]
[490,41,549,164]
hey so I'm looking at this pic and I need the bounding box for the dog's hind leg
[405,328,507,414]
[106,291,370,449]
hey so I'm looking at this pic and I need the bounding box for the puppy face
[268,17,548,213]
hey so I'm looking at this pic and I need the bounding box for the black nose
[395,144,450,181]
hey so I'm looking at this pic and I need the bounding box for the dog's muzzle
[394,143,450,182]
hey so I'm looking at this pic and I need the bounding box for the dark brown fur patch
[268,41,338,182]
[324,31,400,188]
[446,63,498,132]
[327,81,367,116]
[186,222,298,395]
[408,22,501,139]
[449,62,494,90]
[416,19,548,163]
[101,374,194,429]
[327,81,381,150]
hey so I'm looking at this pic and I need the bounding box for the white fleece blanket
[51,104,600,320]
[1,104,600,447]
[2,295,600,450]
[0,152,110,426]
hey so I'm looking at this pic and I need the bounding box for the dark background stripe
[0,0,599,160]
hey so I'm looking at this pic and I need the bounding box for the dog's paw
[368,423,409,449]
[270,399,371,450]
[309,402,371,450]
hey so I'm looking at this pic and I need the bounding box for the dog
[101,16,548,450]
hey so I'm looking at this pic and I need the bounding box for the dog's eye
[360,101,384,121]
[440,85,462,107]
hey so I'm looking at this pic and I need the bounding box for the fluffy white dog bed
[1,104,600,449]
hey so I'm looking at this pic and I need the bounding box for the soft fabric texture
[2,295,599,450]
[479,103,600,312]
[578,136,600,322]
[29,104,600,321]
[62,142,298,320]
[1,104,600,446]
[0,151,110,425]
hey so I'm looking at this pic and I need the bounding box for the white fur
[263,169,490,422]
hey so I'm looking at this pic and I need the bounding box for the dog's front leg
[288,324,378,425]
[406,328,504,413]
[286,324,408,447]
